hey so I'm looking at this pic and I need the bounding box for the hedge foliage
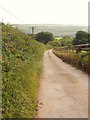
[2,24,45,118]
[53,49,90,74]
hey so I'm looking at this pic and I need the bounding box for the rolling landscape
[12,24,88,37]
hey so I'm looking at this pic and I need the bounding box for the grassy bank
[2,24,45,118]
[53,49,90,74]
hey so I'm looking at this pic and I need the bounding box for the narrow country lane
[38,50,88,118]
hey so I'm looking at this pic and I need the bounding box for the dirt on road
[38,50,88,118]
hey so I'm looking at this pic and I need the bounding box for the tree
[35,31,53,44]
[73,30,89,45]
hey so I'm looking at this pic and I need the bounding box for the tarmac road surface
[38,50,88,118]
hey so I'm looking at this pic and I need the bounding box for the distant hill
[12,24,88,37]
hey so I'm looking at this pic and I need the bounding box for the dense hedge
[2,24,45,118]
[53,49,90,74]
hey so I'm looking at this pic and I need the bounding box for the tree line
[35,30,90,47]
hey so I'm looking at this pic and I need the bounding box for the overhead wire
[0,5,25,24]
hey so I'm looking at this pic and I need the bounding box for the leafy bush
[46,36,73,49]
[2,24,45,118]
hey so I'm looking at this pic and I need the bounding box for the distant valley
[12,24,88,37]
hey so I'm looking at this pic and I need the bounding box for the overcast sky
[0,0,89,25]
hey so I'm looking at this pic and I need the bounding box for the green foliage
[35,31,53,44]
[73,30,89,45]
[46,39,61,49]
[60,36,73,49]
[46,36,73,49]
[53,49,90,74]
[2,24,45,118]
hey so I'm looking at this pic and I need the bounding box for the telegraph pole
[30,26,36,38]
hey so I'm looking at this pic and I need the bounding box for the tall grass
[2,24,45,118]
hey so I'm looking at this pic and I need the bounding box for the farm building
[74,44,90,51]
